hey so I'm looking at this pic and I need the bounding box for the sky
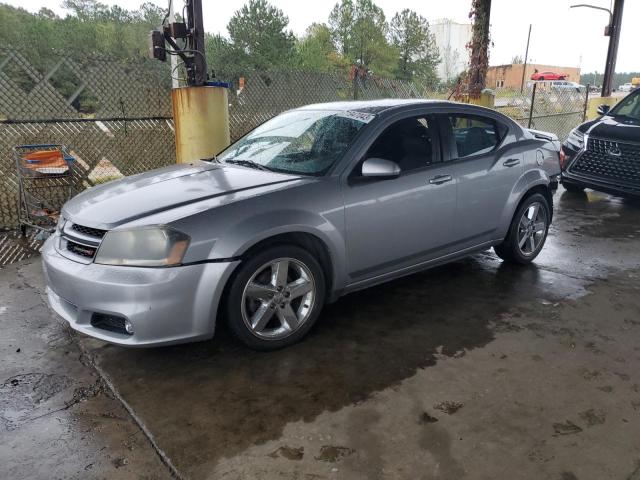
[7,0,638,73]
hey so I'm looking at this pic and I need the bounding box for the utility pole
[149,0,230,163]
[185,0,207,86]
[168,0,178,88]
[602,0,624,97]
[520,24,532,93]
[570,0,624,97]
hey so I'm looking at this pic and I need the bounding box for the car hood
[63,161,302,228]
[585,115,640,143]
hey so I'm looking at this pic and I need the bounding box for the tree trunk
[467,0,491,98]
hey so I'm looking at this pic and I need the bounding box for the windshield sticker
[336,111,376,124]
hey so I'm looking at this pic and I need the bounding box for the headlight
[95,226,190,267]
[566,128,585,149]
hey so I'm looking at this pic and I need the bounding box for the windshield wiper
[224,159,272,171]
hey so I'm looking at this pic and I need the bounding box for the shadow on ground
[90,253,583,473]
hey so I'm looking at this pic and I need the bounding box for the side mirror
[597,104,611,116]
[361,158,401,179]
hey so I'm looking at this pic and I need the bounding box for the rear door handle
[429,174,453,185]
[503,158,521,167]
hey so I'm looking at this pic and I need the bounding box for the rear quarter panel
[495,137,559,240]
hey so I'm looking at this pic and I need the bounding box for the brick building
[486,63,581,89]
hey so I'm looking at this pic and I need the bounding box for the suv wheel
[494,193,551,264]
[225,245,326,350]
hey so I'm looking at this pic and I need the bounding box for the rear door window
[445,114,503,158]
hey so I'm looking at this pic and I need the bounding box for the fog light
[124,319,134,335]
[91,313,133,336]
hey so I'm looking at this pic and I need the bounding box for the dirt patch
[314,445,355,463]
[552,421,583,436]
[579,408,606,426]
[433,400,464,415]
[419,412,439,424]
[268,445,304,461]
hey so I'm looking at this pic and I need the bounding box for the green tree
[328,0,354,57]
[390,9,439,83]
[296,23,346,72]
[206,33,239,77]
[328,0,395,75]
[226,0,295,71]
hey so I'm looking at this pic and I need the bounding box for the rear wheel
[494,193,551,264]
[225,245,326,350]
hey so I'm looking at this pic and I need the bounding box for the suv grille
[71,223,107,239]
[570,138,640,185]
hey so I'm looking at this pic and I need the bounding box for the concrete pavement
[2,186,640,479]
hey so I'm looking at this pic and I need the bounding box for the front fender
[209,208,348,292]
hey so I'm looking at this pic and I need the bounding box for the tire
[494,193,551,264]
[539,76,545,81]
[562,182,585,193]
[224,244,326,350]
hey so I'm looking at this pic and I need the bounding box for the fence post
[528,82,537,129]
[582,84,590,122]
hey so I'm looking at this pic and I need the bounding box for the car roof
[294,99,454,115]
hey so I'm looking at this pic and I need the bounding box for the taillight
[559,148,567,170]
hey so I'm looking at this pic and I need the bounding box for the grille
[570,138,640,185]
[91,313,131,335]
[71,223,107,239]
[66,240,97,258]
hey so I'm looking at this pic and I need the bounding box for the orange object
[22,149,66,170]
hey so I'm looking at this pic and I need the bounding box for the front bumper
[562,170,640,197]
[41,235,239,347]
[561,141,640,197]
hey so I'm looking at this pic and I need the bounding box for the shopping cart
[14,144,75,237]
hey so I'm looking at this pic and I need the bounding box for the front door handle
[429,174,453,185]
[503,158,521,167]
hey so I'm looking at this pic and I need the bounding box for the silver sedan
[42,99,561,350]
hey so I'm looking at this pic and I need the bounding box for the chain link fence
[0,47,590,230]
[494,85,588,141]
[0,48,176,229]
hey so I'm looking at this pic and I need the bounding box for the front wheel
[494,193,551,264]
[225,245,326,350]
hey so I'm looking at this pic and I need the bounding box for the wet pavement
[2,186,640,479]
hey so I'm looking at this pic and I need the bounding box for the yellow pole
[171,86,231,164]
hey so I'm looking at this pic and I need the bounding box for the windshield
[609,90,640,121]
[217,110,372,176]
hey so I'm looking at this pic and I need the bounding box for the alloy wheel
[241,258,316,340]
[517,202,547,256]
